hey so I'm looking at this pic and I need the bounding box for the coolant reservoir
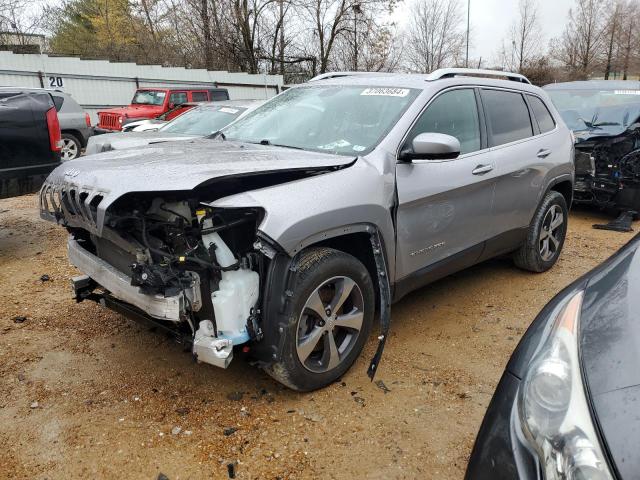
[212,268,259,344]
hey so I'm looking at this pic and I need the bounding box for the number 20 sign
[48,76,64,88]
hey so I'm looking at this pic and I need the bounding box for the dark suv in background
[0,88,94,162]
[0,90,62,199]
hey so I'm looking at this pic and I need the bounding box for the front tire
[61,133,81,161]
[514,191,568,272]
[265,248,375,391]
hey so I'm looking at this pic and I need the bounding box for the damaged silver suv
[40,69,574,391]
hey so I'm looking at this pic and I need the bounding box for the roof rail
[309,71,399,82]
[426,68,531,84]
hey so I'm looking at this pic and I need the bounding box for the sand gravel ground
[0,194,635,479]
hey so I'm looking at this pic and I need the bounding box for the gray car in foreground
[466,233,640,480]
[85,100,262,155]
[39,69,574,391]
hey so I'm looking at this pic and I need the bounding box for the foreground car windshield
[159,106,247,135]
[223,85,419,155]
[132,90,166,106]
[548,88,640,133]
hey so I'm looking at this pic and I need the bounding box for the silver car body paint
[41,73,574,298]
[85,131,199,155]
[42,139,352,235]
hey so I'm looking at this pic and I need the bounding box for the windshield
[159,105,247,135]
[223,85,419,155]
[132,90,167,106]
[547,88,640,133]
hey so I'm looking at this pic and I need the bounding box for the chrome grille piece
[39,182,105,233]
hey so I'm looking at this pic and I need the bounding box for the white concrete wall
[0,51,283,123]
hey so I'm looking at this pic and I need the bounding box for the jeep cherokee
[40,69,574,391]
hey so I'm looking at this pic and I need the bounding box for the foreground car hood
[41,139,353,233]
[86,131,197,155]
[580,235,640,479]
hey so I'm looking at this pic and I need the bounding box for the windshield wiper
[592,121,620,127]
[258,139,305,150]
[208,130,226,140]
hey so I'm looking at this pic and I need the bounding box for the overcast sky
[395,0,576,66]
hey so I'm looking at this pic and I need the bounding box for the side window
[406,89,481,155]
[52,95,65,111]
[169,92,188,105]
[210,89,229,101]
[191,91,208,102]
[527,95,556,133]
[482,89,533,146]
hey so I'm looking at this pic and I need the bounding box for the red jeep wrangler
[97,87,229,132]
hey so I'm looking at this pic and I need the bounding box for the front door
[395,88,498,282]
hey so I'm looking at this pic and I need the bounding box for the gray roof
[303,73,543,94]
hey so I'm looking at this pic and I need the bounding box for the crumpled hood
[41,138,354,234]
[85,131,198,155]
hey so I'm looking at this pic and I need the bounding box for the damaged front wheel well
[310,232,381,306]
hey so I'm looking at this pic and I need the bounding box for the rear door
[481,88,552,235]
[395,88,498,282]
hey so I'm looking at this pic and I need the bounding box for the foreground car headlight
[518,291,613,480]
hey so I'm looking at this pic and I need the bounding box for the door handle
[472,164,493,175]
[537,149,552,158]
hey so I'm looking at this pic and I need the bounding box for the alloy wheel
[539,205,564,262]
[296,276,365,373]
[61,138,79,161]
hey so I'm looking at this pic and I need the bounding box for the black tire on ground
[264,247,375,391]
[514,190,568,273]
[61,133,82,161]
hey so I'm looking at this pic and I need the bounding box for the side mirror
[400,133,461,161]
[168,103,175,109]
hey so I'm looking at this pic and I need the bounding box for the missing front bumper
[67,237,189,322]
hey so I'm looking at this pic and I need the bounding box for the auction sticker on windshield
[220,107,240,114]
[361,88,410,97]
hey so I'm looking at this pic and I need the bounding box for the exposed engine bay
[67,194,268,369]
[573,126,640,210]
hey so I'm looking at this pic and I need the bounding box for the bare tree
[551,0,605,79]
[509,0,541,72]
[602,0,622,79]
[0,0,46,50]
[616,1,639,79]
[404,0,465,73]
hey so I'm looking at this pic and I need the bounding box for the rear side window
[527,95,556,133]
[482,89,533,146]
[52,95,65,111]
[406,88,481,155]
[210,89,229,101]
[191,91,208,102]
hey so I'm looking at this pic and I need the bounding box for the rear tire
[265,248,375,391]
[514,191,568,273]
[61,133,81,161]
